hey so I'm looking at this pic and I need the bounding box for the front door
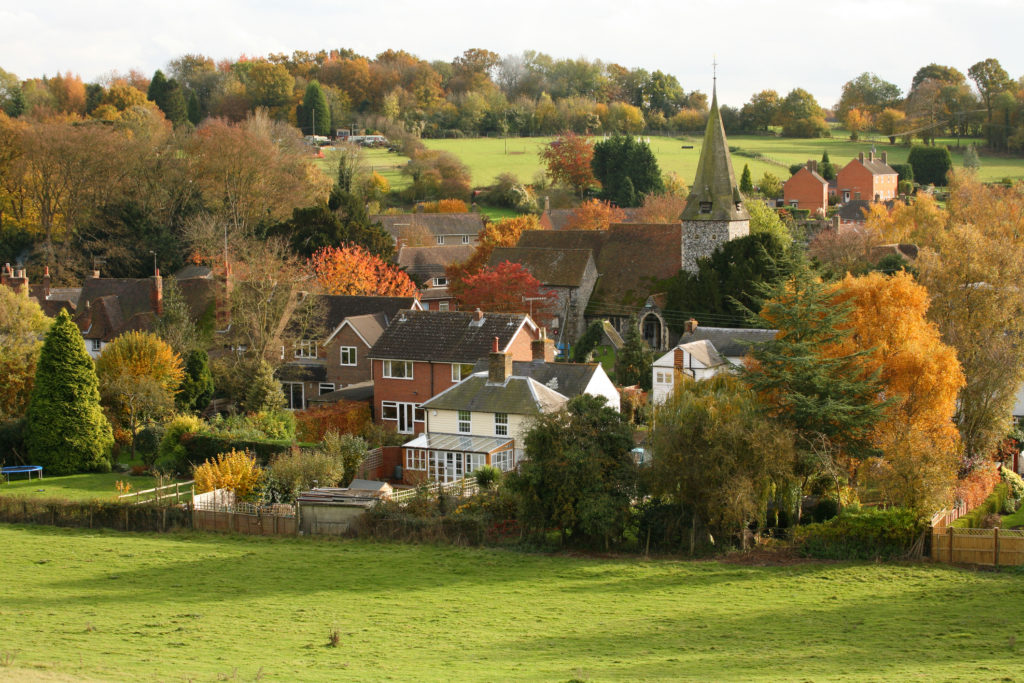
[444,452,463,483]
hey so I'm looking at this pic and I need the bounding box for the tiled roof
[543,207,645,231]
[276,364,327,382]
[838,200,872,222]
[677,326,777,358]
[308,381,374,404]
[75,277,158,337]
[488,247,593,287]
[344,313,388,347]
[397,244,475,279]
[368,310,535,363]
[373,213,485,238]
[422,373,568,415]
[471,359,600,398]
[518,224,683,314]
[303,295,421,341]
[861,159,897,176]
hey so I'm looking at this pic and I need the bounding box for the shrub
[180,434,312,470]
[632,498,690,554]
[890,163,914,183]
[193,449,264,501]
[265,448,344,503]
[1000,465,1024,501]
[471,465,502,490]
[155,414,202,472]
[135,425,163,466]
[246,410,296,441]
[321,431,369,486]
[907,146,953,186]
[792,508,925,560]
[295,401,371,442]
[955,483,1011,528]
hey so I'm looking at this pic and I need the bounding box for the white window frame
[466,452,485,474]
[295,340,317,359]
[90,338,102,352]
[458,410,471,434]
[382,359,414,379]
[438,301,450,312]
[451,362,475,382]
[494,412,508,437]
[432,276,448,287]
[340,346,357,366]
[381,401,424,433]
[492,448,513,471]
[461,235,470,244]
[406,448,427,471]
[436,235,444,245]
[319,383,335,396]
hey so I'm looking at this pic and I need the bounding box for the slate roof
[397,244,475,280]
[488,247,594,287]
[343,313,388,347]
[542,207,645,231]
[422,373,568,415]
[838,199,872,222]
[75,277,162,341]
[682,87,749,222]
[517,224,683,314]
[858,158,897,176]
[471,359,600,398]
[308,381,375,404]
[676,326,777,358]
[174,264,213,280]
[373,213,484,239]
[368,310,535,363]
[275,364,328,382]
[297,295,421,341]
[653,339,725,369]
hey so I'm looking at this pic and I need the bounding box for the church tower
[680,79,749,273]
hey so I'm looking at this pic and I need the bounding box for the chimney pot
[531,335,555,363]
[858,152,864,163]
[488,345,513,384]
[492,336,499,353]
[684,318,698,334]
[475,308,483,321]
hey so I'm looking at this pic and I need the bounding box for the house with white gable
[651,319,776,405]
[402,335,618,483]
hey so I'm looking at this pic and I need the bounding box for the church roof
[681,86,749,222]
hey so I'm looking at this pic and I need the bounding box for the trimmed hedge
[907,146,952,186]
[0,496,192,532]
[791,508,925,560]
[953,483,1011,528]
[179,433,317,469]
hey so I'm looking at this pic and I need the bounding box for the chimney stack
[881,151,888,165]
[488,336,513,384]
[858,152,865,163]
[531,330,555,363]
[0,263,9,287]
[868,151,874,162]
[91,269,100,279]
[683,318,698,335]
[544,195,550,213]
[474,308,483,321]
[42,266,51,298]
[151,267,163,316]
[6,265,29,296]
[808,159,817,173]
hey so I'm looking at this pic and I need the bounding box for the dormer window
[699,201,713,214]
[295,340,317,359]
[432,276,448,287]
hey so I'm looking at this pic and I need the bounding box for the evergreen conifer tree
[187,91,201,125]
[24,310,114,474]
[615,316,654,391]
[177,349,215,413]
[301,80,331,136]
[740,164,753,194]
[818,150,836,181]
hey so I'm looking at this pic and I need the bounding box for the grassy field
[2,525,1023,682]
[313,135,1024,200]
[0,471,182,502]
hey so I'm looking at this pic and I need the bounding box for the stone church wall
[682,219,750,273]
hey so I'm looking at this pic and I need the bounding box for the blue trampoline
[2,465,43,482]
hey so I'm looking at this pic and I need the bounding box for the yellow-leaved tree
[193,449,264,501]
[830,271,965,511]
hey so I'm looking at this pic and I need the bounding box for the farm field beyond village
[1,525,1022,682]
[324,134,1024,195]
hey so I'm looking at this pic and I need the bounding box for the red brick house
[836,152,898,204]
[367,309,541,434]
[277,295,422,410]
[783,160,828,215]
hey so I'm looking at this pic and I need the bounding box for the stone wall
[681,219,750,273]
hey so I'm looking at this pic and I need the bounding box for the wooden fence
[191,490,297,536]
[390,478,479,503]
[930,526,1024,567]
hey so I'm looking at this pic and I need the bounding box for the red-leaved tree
[311,245,419,297]
[539,132,597,196]
[455,261,558,328]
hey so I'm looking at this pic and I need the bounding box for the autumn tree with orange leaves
[311,244,419,297]
[539,132,596,196]
[445,214,545,286]
[563,199,627,231]
[830,271,964,511]
[455,261,557,327]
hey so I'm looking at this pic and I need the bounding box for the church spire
[680,75,748,222]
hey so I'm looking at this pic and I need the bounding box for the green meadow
[317,135,1024,197]
[0,471,180,503]
[1,524,1022,682]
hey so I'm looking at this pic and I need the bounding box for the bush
[193,449,264,501]
[155,414,202,472]
[955,483,1011,528]
[890,163,914,183]
[471,465,502,490]
[321,431,369,486]
[633,498,691,554]
[792,508,925,560]
[907,146,953,186]
[180,434,313,471]
[135,425,163,466]
[246,410,296,441]
[295,401,372,442]
[265,448,344,503]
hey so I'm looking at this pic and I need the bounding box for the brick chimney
[544,195,550,212]
[881,151,888,165]
[868,151,874,162]
[531,330,555,363]
[683,318,698,335]
[488,336,513,384]
[858,152,865,163]
[91,269,101,279]
[808,159,817,173]
[151,267,163,315]
[7,266,29,296]
[42,266,51,298]
[474,308,483,321]
[1,263,10,288]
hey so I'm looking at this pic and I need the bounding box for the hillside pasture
[1,524,1022,681]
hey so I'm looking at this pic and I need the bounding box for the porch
[402,433,517,484]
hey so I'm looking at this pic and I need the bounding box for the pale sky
[2,0,1021,109]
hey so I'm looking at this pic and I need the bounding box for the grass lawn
[2,525,1023,682]
[0,471,185,503]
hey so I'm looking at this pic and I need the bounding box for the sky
[2,0,1022,108]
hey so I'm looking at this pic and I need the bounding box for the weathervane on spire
[712,56,718,87]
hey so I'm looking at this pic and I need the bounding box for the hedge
[179,433,318,470]
[0,496,192,532]
[907,146,952,186]
[791,507,925,560]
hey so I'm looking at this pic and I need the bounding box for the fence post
[948,526,955,563]
[995,526,1000,568]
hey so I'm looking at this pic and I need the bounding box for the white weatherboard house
[403,336,618,483]
[651,321,777,405]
